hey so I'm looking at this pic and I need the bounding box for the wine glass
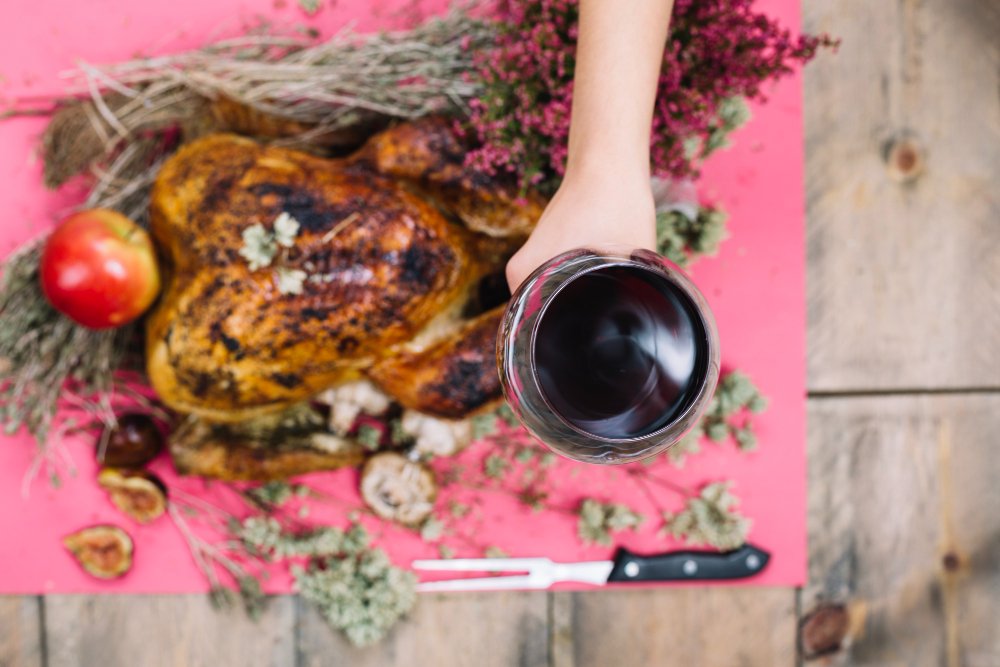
[497,246,720,465]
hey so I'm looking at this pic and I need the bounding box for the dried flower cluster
[246,480,299,507]
[232,516,416,645]
[660,481,750,550]
[702,371,767,450]
[665,370,767,466]
[655,206,729,267]
[577,499,646,546]
[239,516,355,559]
[239,212,311,295]
[240,212,300,271]
[291,524,417,647]
[463,0,834,195]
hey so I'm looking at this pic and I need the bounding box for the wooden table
[2,1,998,664]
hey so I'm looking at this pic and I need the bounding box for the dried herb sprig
[0,161,161,464]
[44,7,491,186]
[0,242,133,454]
[663,429,703,467]
[245,481,298,508]
[167,501,268,619]
[173,483,415,645]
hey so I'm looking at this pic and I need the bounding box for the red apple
[40,209,161,329]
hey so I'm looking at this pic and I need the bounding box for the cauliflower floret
[400,409,473,458]
[315,380,391,435]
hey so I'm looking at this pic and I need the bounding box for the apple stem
[122,226,140,243]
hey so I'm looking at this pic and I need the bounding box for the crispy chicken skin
[368,306,505,419]
[169,414,367,481]
[352,115,545,239]
[146,117,536,431]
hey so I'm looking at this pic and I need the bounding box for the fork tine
[411,558,550,573]
[417,575,539,593]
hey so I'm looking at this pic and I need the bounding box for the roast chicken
[146,116,544,479]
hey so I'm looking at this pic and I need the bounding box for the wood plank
[803,395,1000,665]
[0,596,42,667]
[42,595,296,667]
[295,591,548,667]
[552,588,797,666]
[803,0,1000,391]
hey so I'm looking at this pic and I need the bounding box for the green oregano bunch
[293,529,417,647]
[662,428,704,467]
[659,370,768,467]
[577,499,645,546]
[660,482,749,551]
[238,516,353,559]
[246,481,297,507]
[236,518,416,646]
[702,371,768,451]
[680,97,752,162]
[471,403,521,441]
[655,206,729,267]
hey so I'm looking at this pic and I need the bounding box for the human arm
[505,0,675,290]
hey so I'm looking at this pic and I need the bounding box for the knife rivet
[746,554,761,570]
[624,562,639,577]
[682,560,697,575]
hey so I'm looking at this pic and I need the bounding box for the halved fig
[99,413,164,468]
[360,452,437,526]
[97,468,168,523]
[63,525,134,579]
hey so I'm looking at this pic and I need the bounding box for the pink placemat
[0,0,806,593]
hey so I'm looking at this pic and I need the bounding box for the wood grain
[295,592,549,667]
[42,595,296,667]
[0,597,41,667]
[804,0,1000,391]
[805,395,1000,666]
[551,588,797,667]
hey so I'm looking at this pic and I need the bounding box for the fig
[360,452,437,526]
[63,525,134,579]
[97,468,168,523]
[99,413,164,467]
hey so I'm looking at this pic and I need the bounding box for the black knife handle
[606,544,770,583]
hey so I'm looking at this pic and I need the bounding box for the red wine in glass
[498,248,720,465]
[532,265,708,440]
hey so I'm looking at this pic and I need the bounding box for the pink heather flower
[462,0,836,196]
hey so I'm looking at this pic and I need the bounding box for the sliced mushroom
[360,452,437,526]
